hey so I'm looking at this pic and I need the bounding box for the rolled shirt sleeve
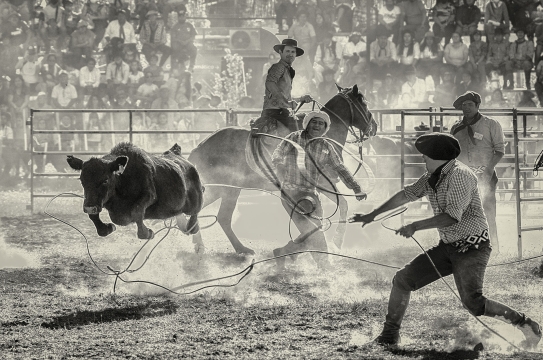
[403,174,430,201]
[490,119,505,154]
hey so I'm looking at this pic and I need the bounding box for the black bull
[67,142,204,239]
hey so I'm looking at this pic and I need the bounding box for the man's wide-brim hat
[303,111,331,136]
[453,91,482,110]
[273,38,304,57]
[146,10,159,17]
[415,133,461,161]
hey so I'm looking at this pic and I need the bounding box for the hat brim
[453,94,480,110]
[273,44,304,57]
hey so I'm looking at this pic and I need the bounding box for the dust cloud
[0,229,39,269]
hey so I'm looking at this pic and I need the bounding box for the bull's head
[67,155,129,215]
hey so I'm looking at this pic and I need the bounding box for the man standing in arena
[450,91,504,253]
[271,111,366,270]
[350,132,541,348]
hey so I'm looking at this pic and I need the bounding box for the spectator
[485,0,510,43]
[7,75,29,178]
[398,0,429,43]
[275,0,297,34]
[518,89,537,107]
[62,0,78,37]
[58,114,75,152]
[297,0,318,25]
[434,70,457,106]
[136,71,159,108]
[342,31,366,74]
[151,85,178,128]
[69,20,96,68]
[149,112,174,151]
[131,112,149,149]
[0,35,20,80]
[64,59,81,88]
[487,88,510,107]
[467,30,488,85]
[455,0,481,41]
[51,72,78,109]
[432,0,456,46]
[127,60,144,98]
[533,7,543,64]
[401,66,429,106]
[376,72,400,107]
[456,71,480,96]
[370,25,398,80]
[397,29,420,74]
[0,77,10,106]
[40,17,64,53]
[85,112,103,152]
[334,0,354,33]
[40,53,63,94]
[288,11,316,63]
[0,105,15,182]
[79,57,101,96]
[352,0,377,43]
[143,54,164,84]
[443,32,469,83]
[507,28,534,90]
[318,68,339,102]
[378,0,402,42]
[122,45,141,65]
[140,9,171,67]
[15,47,41,94]
[176,72,192,108]
[32,118,52,173]
[486,29,511,89]
[110,86,132,143]
[193,95,222,141]
[104,9,136,61]
[81,0,109,47]
[417,31,443,86]
[170,7,197,72]
[42,0,64,28]
[313,13,335,47]
[535,57,543,104]
[314,32,340,85]
[106,53,129,100]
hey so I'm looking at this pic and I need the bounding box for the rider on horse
[252,38,313,136]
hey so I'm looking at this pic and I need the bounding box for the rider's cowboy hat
[273,38,304,57]
[146,9,159,18]
[303,111,331,136]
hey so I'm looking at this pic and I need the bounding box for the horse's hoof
[194,242,206,254]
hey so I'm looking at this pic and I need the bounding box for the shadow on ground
[40,299,178,329]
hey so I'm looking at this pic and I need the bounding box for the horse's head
[325,84,377,139]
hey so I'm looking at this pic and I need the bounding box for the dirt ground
[1,187,543,359]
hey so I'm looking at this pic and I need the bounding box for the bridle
[316,87,376,173]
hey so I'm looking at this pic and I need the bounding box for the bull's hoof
[97,223,116,237]
[236,246,255,255]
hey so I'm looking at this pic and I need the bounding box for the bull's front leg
[89,214,117,237]
[132,186,157,240]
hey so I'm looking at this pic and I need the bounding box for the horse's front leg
[321,191,348,249]
[132,187,157,240]
[89,213,117,237]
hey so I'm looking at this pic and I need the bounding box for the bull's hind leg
[89,214,117,237]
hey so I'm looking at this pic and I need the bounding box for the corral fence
[29,107,543,259]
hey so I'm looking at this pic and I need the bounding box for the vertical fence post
[30,109,34,214]
[401,111,405,225]
[513,108,522,259]
[129,110,133,144]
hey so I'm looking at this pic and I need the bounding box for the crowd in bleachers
[3,0,543,185]
[0,0,232,184]
[278,0,543,111]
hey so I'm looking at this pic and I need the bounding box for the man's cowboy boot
[484,299,542,349]
[374,285,411,345]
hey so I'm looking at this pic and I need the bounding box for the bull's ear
[111,156,129,175]
[67,155,84,171]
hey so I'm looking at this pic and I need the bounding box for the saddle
[246,112,305,180]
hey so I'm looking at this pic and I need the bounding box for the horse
[186,84,377,254]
